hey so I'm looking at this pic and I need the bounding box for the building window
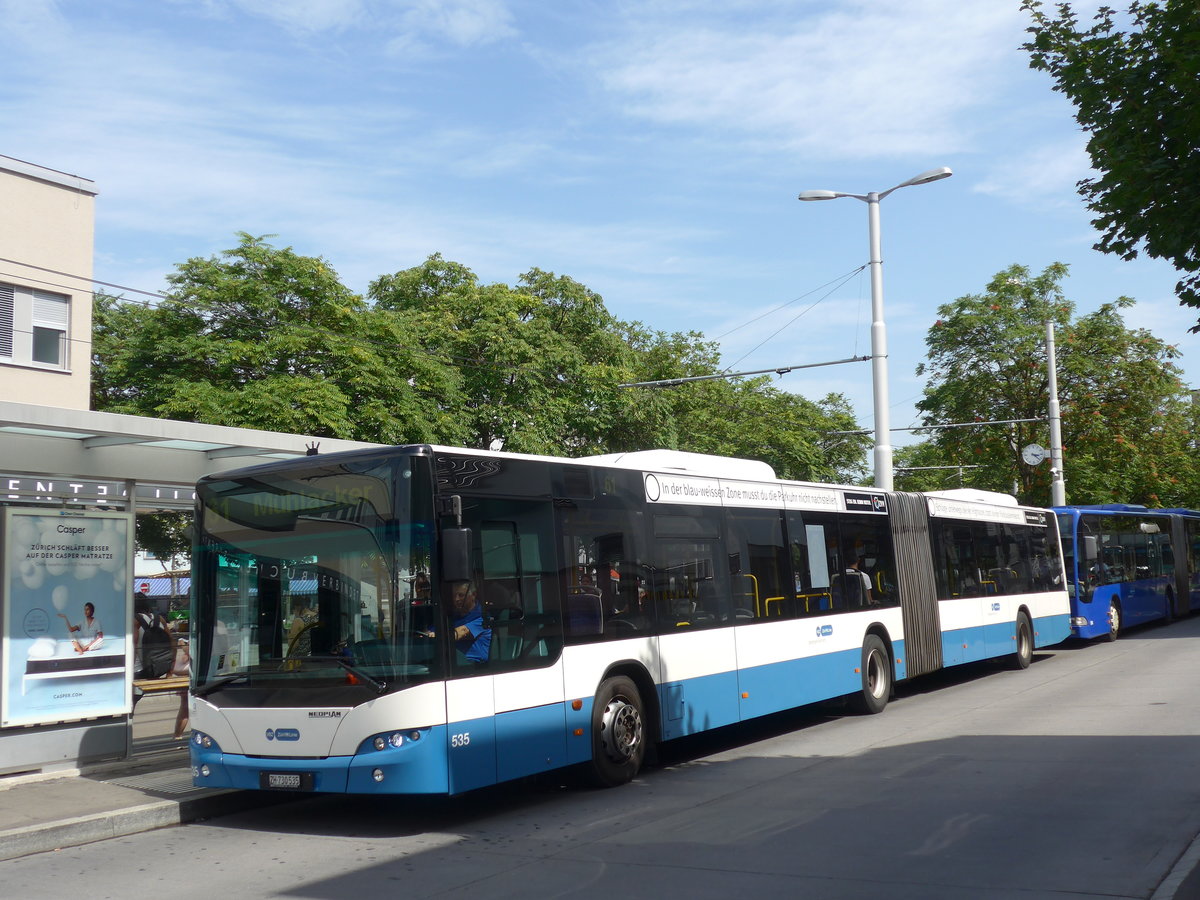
[0,282,70,369]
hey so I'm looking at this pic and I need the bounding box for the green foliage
[94,239,866,481]
[93,234,462,443]
[914,263,1197,506]
[893,441,977,493]
[135,511,191,564]
[1023,1,1200,330]
[369,255,634,455]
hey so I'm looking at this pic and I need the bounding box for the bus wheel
[1103,601,1121,642]
[849,635,891,715]
[1012,611,1033,670]
[589,676,646,787]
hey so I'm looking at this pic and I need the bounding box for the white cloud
[973,138,1092,210]
[590,1,1025,159]
[400,0,516,47]
[186,0,517,45]
[223,0,368,34]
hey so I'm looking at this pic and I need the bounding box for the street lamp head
[797,189,841,201]
[897,166,952,188]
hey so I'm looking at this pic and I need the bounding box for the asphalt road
[6,614,1200,899]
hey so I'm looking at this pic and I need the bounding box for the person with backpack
[134,595,176,679]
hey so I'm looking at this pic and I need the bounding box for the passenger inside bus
[836,557,876,607]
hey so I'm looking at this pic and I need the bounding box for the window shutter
[31,289,70,328]
[0,283,13,357]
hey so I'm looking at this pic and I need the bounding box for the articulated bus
[188,446,1070,795]
[1054,504,1200,641]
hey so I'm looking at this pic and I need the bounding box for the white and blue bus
[188,446,1070,794]
[1054,504,1200,641]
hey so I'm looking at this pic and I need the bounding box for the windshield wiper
[334,657,388,694]
[194,672,249,697]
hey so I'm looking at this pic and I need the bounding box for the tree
[1022,1,1200,331]
[135,511,191,567]
[95,241,873,479]
[369,255,637,455]
[893,441,977,493]
[93,234,462,444]
[914,263,1195,506]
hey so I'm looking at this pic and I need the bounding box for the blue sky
[4,0,1196,448]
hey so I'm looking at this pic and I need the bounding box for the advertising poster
[2,508,133,727]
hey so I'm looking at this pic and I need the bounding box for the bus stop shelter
[0,399,382,775]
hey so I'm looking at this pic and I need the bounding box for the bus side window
[460,500,563,673]
[785,513,838,617]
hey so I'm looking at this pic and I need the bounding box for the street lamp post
[798,166,952,491]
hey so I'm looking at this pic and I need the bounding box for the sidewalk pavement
[0,694,292,862]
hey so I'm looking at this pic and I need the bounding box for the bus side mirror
[441,527,473,583]
[1082,535,1098,562]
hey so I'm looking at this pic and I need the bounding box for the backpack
[140,612,174,678]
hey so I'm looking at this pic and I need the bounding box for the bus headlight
[370,732,406,752]
[192,731,216,750]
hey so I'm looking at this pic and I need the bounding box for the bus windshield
[192,452,440,699]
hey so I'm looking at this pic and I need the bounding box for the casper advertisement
[2,509,133,727]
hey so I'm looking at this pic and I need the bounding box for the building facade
[0,155,96,410]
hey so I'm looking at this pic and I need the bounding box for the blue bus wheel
[1103,601,1121,642]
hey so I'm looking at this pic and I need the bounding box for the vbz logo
[815,624,833,638]
[991,602,1001,612]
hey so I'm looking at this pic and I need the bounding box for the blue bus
[187,446,1070,795]
[1054,504,1200,641]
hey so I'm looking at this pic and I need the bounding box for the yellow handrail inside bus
[797,591,832,613]
[743,574,760,617]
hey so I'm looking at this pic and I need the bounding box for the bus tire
[1012,611,1033,670]
[1102,600,1120,642]
[849,635,891,715]
[588,676,646,787]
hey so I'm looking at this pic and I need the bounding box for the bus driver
[447,581,491,663]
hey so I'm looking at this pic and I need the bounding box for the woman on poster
[58,602,104,653]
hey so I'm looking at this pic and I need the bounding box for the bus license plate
[260,772,314,791]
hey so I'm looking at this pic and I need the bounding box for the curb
[0,788,298,862]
